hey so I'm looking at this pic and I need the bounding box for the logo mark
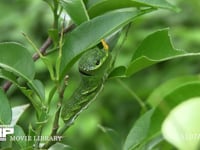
[0,125,14,141]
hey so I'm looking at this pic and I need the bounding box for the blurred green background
[1,0,200,149]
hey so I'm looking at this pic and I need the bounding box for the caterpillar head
[78,48,109,76]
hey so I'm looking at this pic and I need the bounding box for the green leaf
[61,0,89,25]
[138,135,164,150]
[41,56,55,81]
[60,8,154,78]
[87,0,178,18]
[29,80,45,101]
[11,125,26,148]
[122,78,200,149]
[108,66,126,78]
[134,0,179,11]
[147,76,200,107]
[162,97,200,150]
[19,86,43,114]
[0,71,44,103]
[49,143,72,150]
[150,80,200,115]
[0,88,12,125]
[11,104,30,126]
[105,30,121,51]
[27,124,36,148]
[0,42,45,101]
[144,79,200,148]
[126,29,187,76]
[110,29,200,78]
[0,42,35,81]
[98,125,122,148]
[0,69,18,85]
[123,109,155,150]
[0,69,44,111]
[48,28,59,45]
[160,81,200,113]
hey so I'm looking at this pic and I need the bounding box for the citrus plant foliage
[0,0,200,149]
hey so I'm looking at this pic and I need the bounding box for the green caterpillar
[61,46,111,123]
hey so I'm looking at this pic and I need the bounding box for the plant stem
[42,76,68,149]
[116,79,147,111]
[41,108,62,149]
[34,125,43,149]
[42,122,70,149]
[55,18,65,81]
[32,37,52,60]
